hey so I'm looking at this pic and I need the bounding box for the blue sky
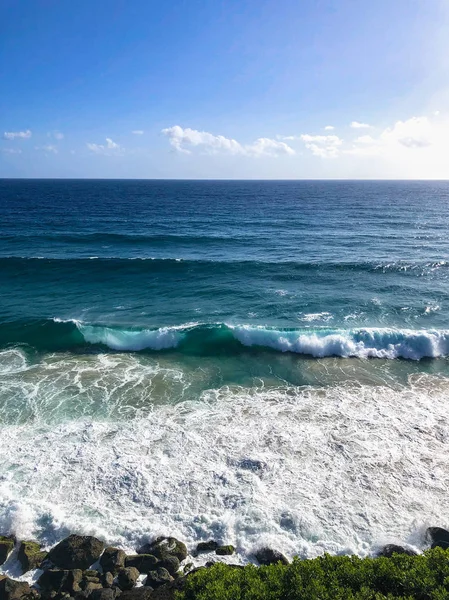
[1,0,449,178]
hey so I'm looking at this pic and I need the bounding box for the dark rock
[0,535,15,566]
[195,541,218,554]
[145,567,173,589]
[90,589,122,600]
[100,547,126,575]
[82,576,102,586]
[83,570,101,578]
[158,557,180,576]
[137,537,187,562]
[119,589,153,600]
[117,567,139,591]
[37,569,83,597]
[0,577,34,600]
[215,545,235,556]
[82,582,104,596]
[150,577,187,600]
[183,562,194,574]
[255,547,289,566]
[47,535,104,570]
[18,541,47,573]
[427,527,449,549]
[102,572,115,588]
[378,544,417,558]
[125,554,158,573]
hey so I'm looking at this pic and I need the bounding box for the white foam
[78,324,184,351]
[0,374,448,568]
[231,326,449,360]
[0,349,29,375]
[300,312,333,322]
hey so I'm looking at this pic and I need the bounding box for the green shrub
[177,548,449,600]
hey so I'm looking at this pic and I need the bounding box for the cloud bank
[3,130,32,140]
[87,138,122,155]
[162,126,295,157]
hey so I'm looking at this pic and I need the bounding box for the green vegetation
[178,548,449,600]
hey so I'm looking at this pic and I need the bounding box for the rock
[378,544,417,558]
[215,545,235,556]
[83,576,102,585]
[125,554,158,573]
[195,541,218,554]
[427,527,449,549]
[117,567,139,591]
[119,590,153,600]
[90,589,122,600]
[183,562,194,574]
[144,567,174,589]
[0,577,34,600]
[100,547,126,574]
[137,537,187,562]
[0,535,15,566]
[255,547,289,565]
[150,578,187,600]
[102,572,115,588]
[82,582,104,595]
[37,569,83,597]
[18,541,47,573]
[47,535,104,570]
[158,557,180,576]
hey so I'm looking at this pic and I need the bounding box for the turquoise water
[1,179,449,566]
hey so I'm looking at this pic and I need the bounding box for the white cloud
[0,148,22,154]
[35,145,58,154]
[324,125,335,131]
[354,135,375,144]
[47,131,64,140]
[87,137,122,155]
[162,126,295,157]
[300,134,343,158]
[3,130,32,140]
[132,130,144,135]
[350,121,372,129]
[342,113,449,178]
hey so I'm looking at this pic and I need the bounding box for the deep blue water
[1,179,449,357]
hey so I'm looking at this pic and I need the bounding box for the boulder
[81,582,104,596]
[119,590,153,600]
[195,541,218,554]
[255,547,289,566]
[378,544,417,558]
[125,554,158,573]
[47,535,104,570]
[37,568,83,597]
[427,527,449,549]
[0,535,15,566]
[150,578,187,600]
[0,577,34,600]
[158,557,180,576]
[102,572,115,588]
[100,547,126,574]
[18,541,47,573]
[137,537,187,562]
[144,567,174,589]
[90,589,122,600]
[117,567,139,591]
[215,545,235,556]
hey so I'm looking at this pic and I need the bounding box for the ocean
[1,179,449,565]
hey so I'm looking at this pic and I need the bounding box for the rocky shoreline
[1,527,448,600]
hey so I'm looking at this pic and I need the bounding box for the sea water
[1,179,449,567]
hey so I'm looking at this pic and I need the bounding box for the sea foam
[0,375,447,571]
